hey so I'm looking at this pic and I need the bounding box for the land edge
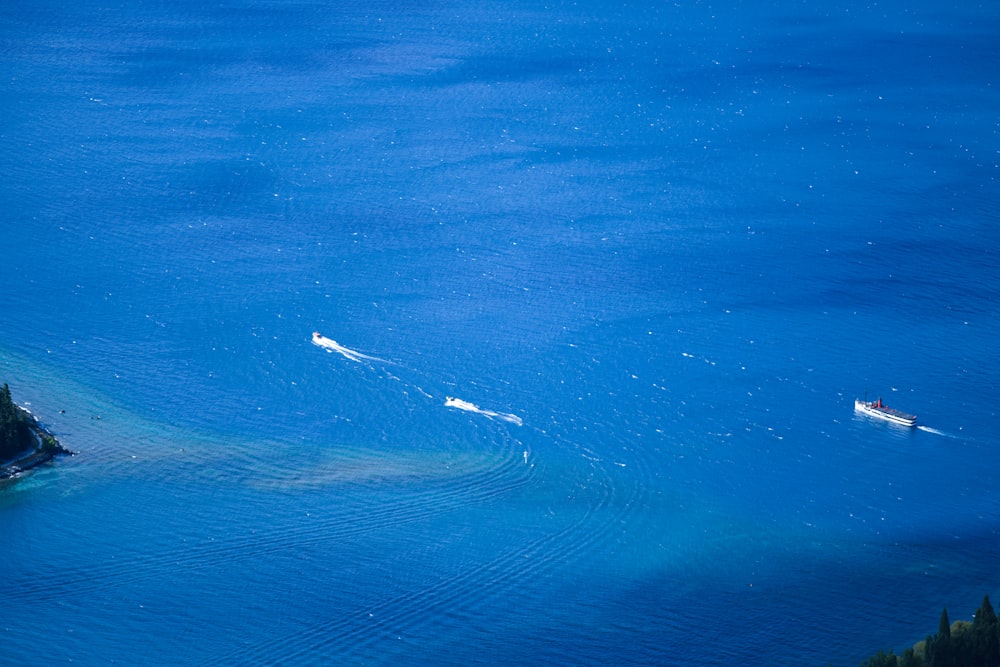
[1,405,74,481]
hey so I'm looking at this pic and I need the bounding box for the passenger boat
[854,396,917,427]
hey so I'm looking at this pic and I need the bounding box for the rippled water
[2,0,999,664]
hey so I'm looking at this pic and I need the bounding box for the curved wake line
[445,396,523,426]
[223,445,635,666]
[2,450,535,605]
[312,332,390,364]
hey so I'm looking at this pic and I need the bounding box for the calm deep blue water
[2,1,999,664]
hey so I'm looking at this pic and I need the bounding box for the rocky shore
[0,405,73,481]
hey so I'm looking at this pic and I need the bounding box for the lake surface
[2,0,999,664]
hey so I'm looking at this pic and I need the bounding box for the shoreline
[0,405,73,481]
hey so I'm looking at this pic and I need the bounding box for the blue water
[2,1,999,664]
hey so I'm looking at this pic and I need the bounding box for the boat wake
[917,425,955,437]
[445,396,523,426]
[311,331,522,426]
[311,332,391,364]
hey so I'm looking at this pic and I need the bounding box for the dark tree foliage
[860,649,897,667]
[898,647,924,667]
[926,608,954,667]
[857,598,1000,667]
[939,608,952,638]
[1,383,35,460]
[969,595,1000,667]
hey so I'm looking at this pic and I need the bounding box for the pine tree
[926,609,955,667]
[971,594,1000,667]
[939,608,952,638]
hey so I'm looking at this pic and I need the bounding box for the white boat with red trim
[854,396,917,427]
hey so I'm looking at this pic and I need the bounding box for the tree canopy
[855,595,1000,667]
[1,383,36,460]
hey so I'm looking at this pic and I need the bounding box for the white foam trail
[311,331,523,426]
[917,425,954,437]
[445,396,522,426]
[311,332,390,364]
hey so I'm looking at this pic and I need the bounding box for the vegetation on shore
[1,383,69,475]
[844,594,1000,667]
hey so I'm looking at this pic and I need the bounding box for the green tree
[898,647,923,667]
[861,649,898,667]
[1,383,34,460]
[969,594,1000,667]
[927,608,955,667]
